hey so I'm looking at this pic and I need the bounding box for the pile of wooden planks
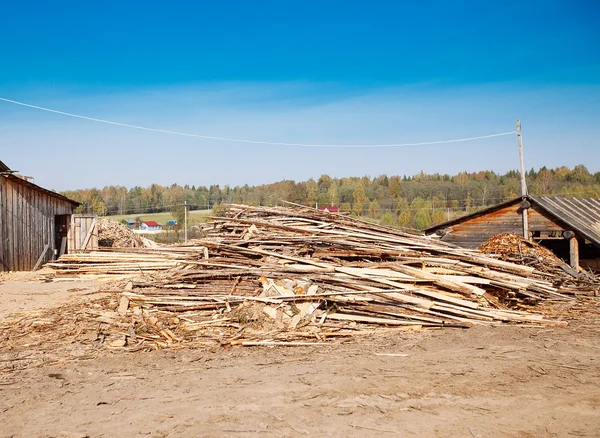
[44,204,588,349]
[46,251,180,273]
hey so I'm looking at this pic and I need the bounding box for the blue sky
[1,1,598,190]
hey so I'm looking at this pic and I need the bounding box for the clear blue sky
[1,1,598,190]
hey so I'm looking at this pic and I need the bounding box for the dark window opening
[536,238,571,263]
[55,215,70,257]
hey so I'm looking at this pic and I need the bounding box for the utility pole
[517,120,529,240]
[184,200,188,243]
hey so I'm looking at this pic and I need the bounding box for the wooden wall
[68,214,98,252]
[0,176,76,271]
[439,203,565,249]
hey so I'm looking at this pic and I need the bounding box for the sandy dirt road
[0,270,103,320]
[1,274,599,437]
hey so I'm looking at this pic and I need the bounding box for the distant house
[122,218,135,229]
[424,196,600,271]
[318,206,340,213]
[140,221,162,232]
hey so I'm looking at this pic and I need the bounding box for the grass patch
[104,209,212,226]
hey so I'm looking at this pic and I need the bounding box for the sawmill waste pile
[480,233,598,290]
[27,204,597,357]
[98,217,145,248]
[480,233,560,263]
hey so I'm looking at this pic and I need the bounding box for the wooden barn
[0,160,94,271]
[425,196,600,271]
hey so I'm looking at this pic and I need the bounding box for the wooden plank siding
[69,214,98,251]
[439,203,565,249]
[0,175,76,271]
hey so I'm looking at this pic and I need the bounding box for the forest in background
[61,165,600,231]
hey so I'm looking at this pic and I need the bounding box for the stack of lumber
[43,204,586,349]
[98,217,144,248]
[44,250,181,281]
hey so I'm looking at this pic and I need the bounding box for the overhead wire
[0,97,516,148]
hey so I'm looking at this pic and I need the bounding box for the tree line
[61,164,600,231]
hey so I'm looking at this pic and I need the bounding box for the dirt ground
[1,273,599,437]
[0,270,104,320]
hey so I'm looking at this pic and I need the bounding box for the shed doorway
[55,215,70,258]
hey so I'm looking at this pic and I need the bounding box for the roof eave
[1,174,80,207]
[424,196,523,233]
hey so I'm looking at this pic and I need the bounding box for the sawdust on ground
[1,275,599,437]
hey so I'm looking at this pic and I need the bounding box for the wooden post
[570,237,579,270]
[184,200,188,243]
[517,120,529,240]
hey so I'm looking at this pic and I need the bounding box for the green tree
[327,182,339,206]
[533,168,555,194]
[389,176,401,199]
[170,203,186,226]
[306,178,319,206]
[410,197,432,230]
[352,181,367,215]
[572,165,592,184]
[368,199,381,218]
[380,212,397,226]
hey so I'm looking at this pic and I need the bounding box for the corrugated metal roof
[0,160,10,172]
[532,196,600,247]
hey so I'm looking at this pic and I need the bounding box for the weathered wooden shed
[424,196,600,271]
[0,160,83,271]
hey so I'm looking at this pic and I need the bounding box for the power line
[0,96,516,149]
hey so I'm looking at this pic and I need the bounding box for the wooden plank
[8,179,14,270]
[81,216,98,250]
[59,236,67,257]
[0,177,5,271]
[570,237,579,269]
[326,313,424,327]
[68,214,75,254]
[391,264,486,296]
[32,243,50,271]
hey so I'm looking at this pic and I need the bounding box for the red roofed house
[140,221,162,232]
[318,206,339,213]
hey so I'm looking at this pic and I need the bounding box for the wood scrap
[479,233,598,292]
[97,217,145,248]
[30,204,598,354]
